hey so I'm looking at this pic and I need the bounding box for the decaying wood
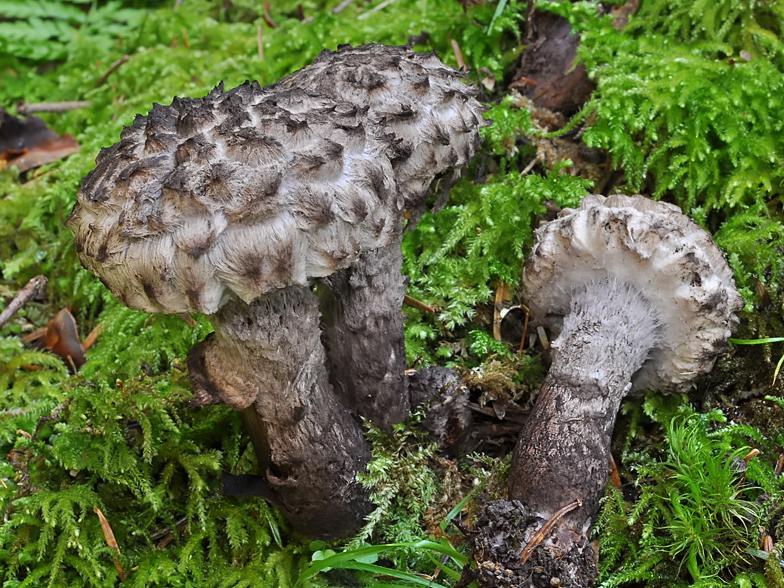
[510,1,594,115]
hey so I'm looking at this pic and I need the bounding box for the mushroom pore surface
[522,194,744,392]
[67,43,490,315]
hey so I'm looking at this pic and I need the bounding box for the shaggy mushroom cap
[522,194,744,392]
[67,43,489,315]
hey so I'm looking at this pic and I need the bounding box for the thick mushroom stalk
[67,43,489,538]
[188,287,372,537]
[509,279,661,529]
[466,195,743,586]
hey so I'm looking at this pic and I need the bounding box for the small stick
[537,325,549,350]
[332,0,354,13]
[517,305,530,353]
[493,282,511,342]
[81,323,103,352]
[22,169,60,188]
[519,154,540,177]
[296,4,314,22]
[519,499,582,566]
[263,2,279,28]
[95,55,130,88]
[0,275,47,329]
[257,25,264,61]
[181,28,189,49]
[16,101,92,116]
[775,454,784,477]
[404,294,436,315]
[177,313,198,328]
[357,0,400,19]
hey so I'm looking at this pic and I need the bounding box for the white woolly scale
[68,44,490,316]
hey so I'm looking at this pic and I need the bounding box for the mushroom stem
[509,280,660,531]
[317,235,409,431]
[190,286,373,538]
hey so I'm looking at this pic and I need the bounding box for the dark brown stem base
[188,286,372,538]
[458,500,597,588]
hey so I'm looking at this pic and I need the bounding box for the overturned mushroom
[468,195,743,585]
[67,43,489,538]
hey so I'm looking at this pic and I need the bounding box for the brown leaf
[94,508,128,582]
[0,108,80,172]
[22,307,86,371]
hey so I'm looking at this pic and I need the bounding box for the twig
[296,4,314,23]
[609,454,622,487]
[493,282,511,342]
[257,25,264,61]
[95,55,130,88]
[536,325,549,350]
[332,0,354,13]
[263,2,279,28]
[181,28,189,49]
[16,101,92,116]
[404,294,436,315]
[0,275,47,329]
[517,304,529,353]
[519,154,541,177]
[451,39,467,70]
[357,0,400,19]
[518,499,582,566]
[22,169,60,187]
[81,322,103,352]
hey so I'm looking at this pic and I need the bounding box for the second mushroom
[467,194,744,586]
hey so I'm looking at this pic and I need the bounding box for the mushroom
[276,44,491,430]
[478,195,743,583]
[67,44,489,538]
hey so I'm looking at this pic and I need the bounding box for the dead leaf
[21,307,87,371]
[0,109,80,172]
[95,507,128,581]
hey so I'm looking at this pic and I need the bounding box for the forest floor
[1,0,784,587]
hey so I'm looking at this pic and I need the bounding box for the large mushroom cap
[67,43,489,315]
[522,194,744,392]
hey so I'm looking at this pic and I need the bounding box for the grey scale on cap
[68,43,490,316]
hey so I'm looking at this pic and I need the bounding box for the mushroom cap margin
[522,194,744,392]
